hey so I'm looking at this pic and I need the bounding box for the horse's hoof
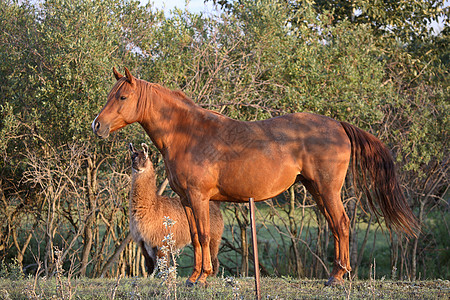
[185,279,195,287]
[325,276,344,286]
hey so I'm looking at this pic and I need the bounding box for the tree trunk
[80,155,98,277]
[355,214,373,277]
[348,197,358,278]
[101,232,133,277]
[13,227,34,267]
[390,231,399,279]
[92,209,119,277]
[44,173,57,277]
[314,210,324,278]
[411,200,424,280]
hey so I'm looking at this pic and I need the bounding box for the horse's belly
[215,161,299,201]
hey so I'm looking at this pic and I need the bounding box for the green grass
[0,276,448,299]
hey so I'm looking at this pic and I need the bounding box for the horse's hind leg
[300,178,351,286]
[321,190,351,286]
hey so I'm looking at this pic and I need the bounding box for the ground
[0,276,448,299]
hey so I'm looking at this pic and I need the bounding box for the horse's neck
[138,81,206,153]
[130,170,157,207]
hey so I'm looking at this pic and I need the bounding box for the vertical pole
[249,197,261,300]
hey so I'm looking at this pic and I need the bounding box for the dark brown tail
[340,122,419,237]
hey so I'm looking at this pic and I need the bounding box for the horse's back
[258,112,348,144]
[207,112,351,201]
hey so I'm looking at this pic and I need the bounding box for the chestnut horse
[92,67,418,286]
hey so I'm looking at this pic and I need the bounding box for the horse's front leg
[182,201,203,286]
[186,190,213,287]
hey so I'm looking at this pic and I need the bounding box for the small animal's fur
[128,143,224,275]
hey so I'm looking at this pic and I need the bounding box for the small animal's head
[129,143,152,173]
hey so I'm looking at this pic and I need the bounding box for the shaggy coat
[129,143,224,275]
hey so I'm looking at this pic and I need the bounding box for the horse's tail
[340,121,419,237]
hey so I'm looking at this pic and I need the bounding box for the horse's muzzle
[92,118,110,139]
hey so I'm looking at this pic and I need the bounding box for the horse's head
[92,67,140,138]
[129,143,152,173]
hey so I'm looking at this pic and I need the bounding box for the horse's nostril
[92,118,102,134]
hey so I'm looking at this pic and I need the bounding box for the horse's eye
[120,96,127,100]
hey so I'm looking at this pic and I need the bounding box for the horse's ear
[129,143,135,153]
[113,67,123,80]
[124,67,135,85]
[141,143,149,158]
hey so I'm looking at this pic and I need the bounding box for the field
[0,276,448,299]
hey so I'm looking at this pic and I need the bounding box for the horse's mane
[138,79,226,120]
[149,82,197,107]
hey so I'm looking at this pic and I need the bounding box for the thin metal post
[249,197,261,300]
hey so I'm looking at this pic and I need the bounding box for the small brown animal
[128,143,224,275]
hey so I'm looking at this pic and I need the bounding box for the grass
[0,276,448,299]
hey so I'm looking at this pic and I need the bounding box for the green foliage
[287,18,388,125]
[288,0,448,42]
[418,211,450,279]
[0,103,20,154]
[134,0,299,120]
[0,0,156,146]
[0,258,25,280]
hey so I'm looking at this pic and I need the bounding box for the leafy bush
[0,258,25,280]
